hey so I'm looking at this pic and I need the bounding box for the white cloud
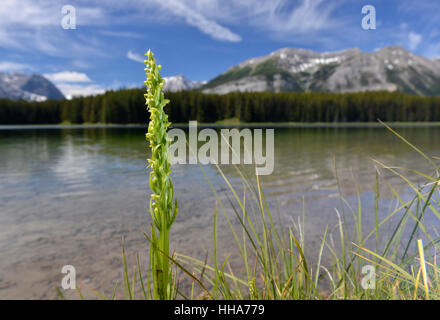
[0,0,347,56]
[145,0,344,43]
[43,71,92,83]
[56,83,106,99]
[42,70,104,98]
[408,31,422,50]
[260,0,339,34]
[151,0,241,42]
[0,61,31,71]
[0,0,108,57]
[126,50,145,63]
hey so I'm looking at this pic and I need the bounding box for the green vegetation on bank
[2,90,440,125]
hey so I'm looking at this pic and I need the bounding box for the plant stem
[144,49,178,300]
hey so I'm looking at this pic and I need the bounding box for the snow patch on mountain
[0,72,64,101]
[163,75,205,92]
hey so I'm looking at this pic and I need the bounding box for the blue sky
[0,0,439,98]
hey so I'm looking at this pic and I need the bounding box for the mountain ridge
[201,46,440,96]
[0,72,64,101]
[163,74,205,92]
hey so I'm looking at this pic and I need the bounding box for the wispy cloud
[408,32,422,50]
[144,0,346,44]
[126,50,145,63]
[0,0,347,56]
[0,0,108,57]
[0,61,31,72]
[43,71,92,83]
[251,0,343,34]
[151,0,241,42]
[398,0,440,57]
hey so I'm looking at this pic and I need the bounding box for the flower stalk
[144,49,178,300]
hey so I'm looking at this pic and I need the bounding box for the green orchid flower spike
[144,49,178,300]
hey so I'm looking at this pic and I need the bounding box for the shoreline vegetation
[2,90,440,125]
[3,121,440,130]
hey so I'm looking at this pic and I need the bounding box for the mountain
[0,72,64,101]
[163,74,205,92]
[202,46,440,96]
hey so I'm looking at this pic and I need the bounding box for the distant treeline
[1,89,440,124]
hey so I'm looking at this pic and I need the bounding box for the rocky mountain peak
[0,72,64,101]
[201,46,440,96]
[163,74,205,92]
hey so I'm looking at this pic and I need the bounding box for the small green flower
[144,49,178,300]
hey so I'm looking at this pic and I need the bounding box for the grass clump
[173,122,440,300]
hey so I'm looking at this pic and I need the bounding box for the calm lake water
[0,125,439,298]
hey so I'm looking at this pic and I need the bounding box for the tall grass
[172,121,440,300]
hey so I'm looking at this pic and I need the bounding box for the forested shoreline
[1,89,440,124]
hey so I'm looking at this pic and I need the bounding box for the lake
[0,125,439,298]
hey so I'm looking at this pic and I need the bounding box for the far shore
[2,121,440,130]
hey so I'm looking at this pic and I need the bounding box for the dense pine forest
[1,89,440,125]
